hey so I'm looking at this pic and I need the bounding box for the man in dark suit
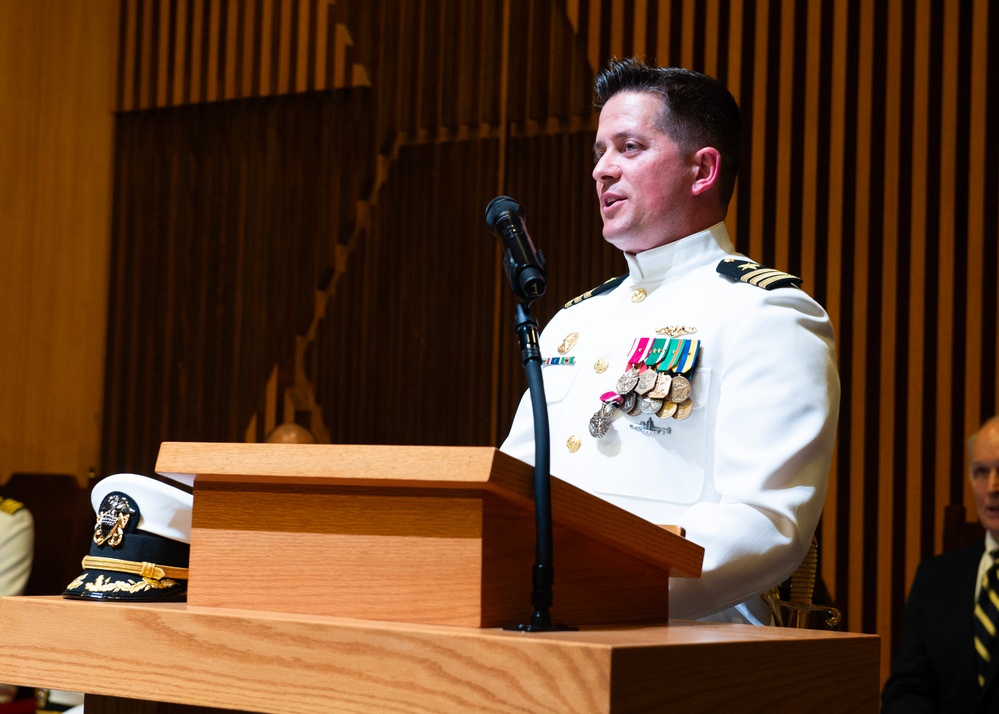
[882,416,999,711]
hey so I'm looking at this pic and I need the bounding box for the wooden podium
[156,442,703,628]
[0,443,881,712]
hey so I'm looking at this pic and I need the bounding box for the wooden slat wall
[103,89,374,469]
[103,0,999,684]
[115,0,366,109]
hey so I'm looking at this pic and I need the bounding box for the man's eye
[624,141,639,152]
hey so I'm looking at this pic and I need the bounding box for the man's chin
[602,231,663,255]
[981,513,999,537]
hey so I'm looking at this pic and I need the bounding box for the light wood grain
[0,0,116,483]
[162,443,702,626]
[0,597,881,714]
[157,441,524,487]
[157,443,704,576]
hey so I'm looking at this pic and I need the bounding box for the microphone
[485,196,546,301]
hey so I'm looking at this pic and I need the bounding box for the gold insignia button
[566,435,581,453]
[631,288,647,303]
[594,358,609,373]
[558,332,579,355]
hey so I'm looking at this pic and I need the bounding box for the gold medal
[673,398,693,421]
[656,400,678,419]
[669,375,691,403]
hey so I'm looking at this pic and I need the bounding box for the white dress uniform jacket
[0,499,32,598]
[500,222,840,624]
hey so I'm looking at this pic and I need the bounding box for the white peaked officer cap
[90,473,194,544]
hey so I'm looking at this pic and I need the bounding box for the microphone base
[503,622,578,633]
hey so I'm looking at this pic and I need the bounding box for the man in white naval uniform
[500,58,840,625]
[0,497,31,600]
[0,495,32,706]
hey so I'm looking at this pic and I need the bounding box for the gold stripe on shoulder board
[0,498,25,515]
[715,258,802,290]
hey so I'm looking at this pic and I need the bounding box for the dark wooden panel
[102,90,374,474]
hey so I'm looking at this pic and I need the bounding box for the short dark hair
[594,58,743,206]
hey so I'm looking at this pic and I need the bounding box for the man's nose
[592,153,619,182]
[988,468,999,490]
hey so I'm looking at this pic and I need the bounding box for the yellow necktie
[974,552,999,687]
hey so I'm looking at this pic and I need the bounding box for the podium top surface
[0,597,882,714]
[157,442,532,492]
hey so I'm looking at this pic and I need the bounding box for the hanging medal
[666,341,692,402]
[634,337,666,413]
[615,337,652,394]
[648,338,677,399]
[592,338,651,439]
[668,339,700,419]
[591,333,703,438]
[589,392,623,438]
[642,336,703,425]
[635,337,667,395]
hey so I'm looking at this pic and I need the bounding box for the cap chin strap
[81,555,189,582]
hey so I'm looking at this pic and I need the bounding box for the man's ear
[691,147,721,196]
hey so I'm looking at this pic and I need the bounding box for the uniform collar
[623,222,735,285]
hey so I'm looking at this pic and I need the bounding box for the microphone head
[485,195,524,233]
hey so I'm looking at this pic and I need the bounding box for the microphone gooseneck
[486,195,573,633]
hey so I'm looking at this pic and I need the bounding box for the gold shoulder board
[716,258,802,290]
[563,274,628,309]
[0,498,25,515]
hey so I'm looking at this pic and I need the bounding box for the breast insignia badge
[558,332,579,354]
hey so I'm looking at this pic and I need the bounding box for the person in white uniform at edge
[500,57,840,625]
